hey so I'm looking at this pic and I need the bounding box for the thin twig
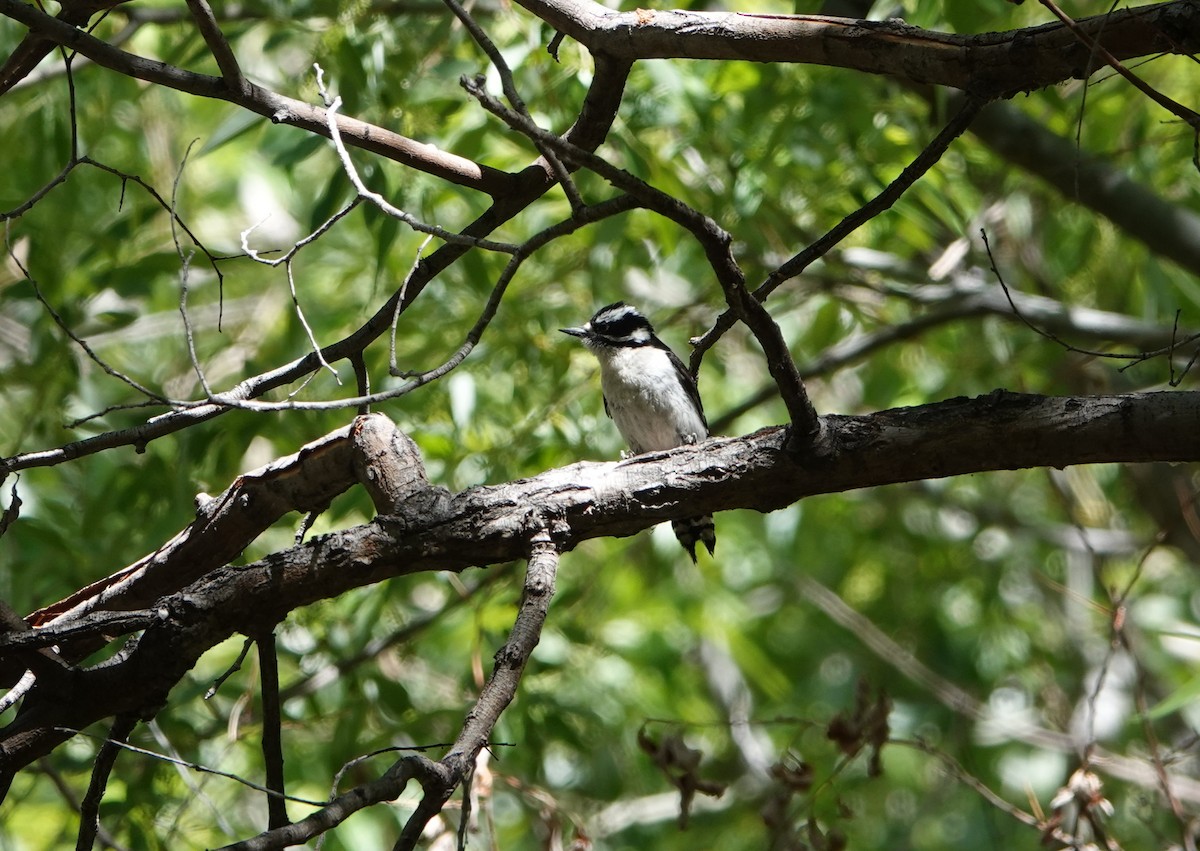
[315,66,519,254]
[894,738,1043,830]
[205,636,255,699]
[690,95,987,367]
[285,260,340,382]
[1101,535,1189,829]
[981,229,1200,369]
[5,222,173,404]
[389,234,434,376]
[240,198,362,270]
[440,0,585,212]
[54,726,327,807]
[1038,0,1200,131]
[76,715,138,851]
[184,0,247,94]
[178,249,215,398]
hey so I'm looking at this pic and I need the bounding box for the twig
[981,228,1200,370]
[178,249,215,398]
[1101,536,1189,830]
[1038,0,1200,131]
[258,631,290,830]
[54,726,328,807]
[286,261,341,383]
[389,234,434,376]
[184,0,247,94]
[690,95,986,367]
[240,198,362,270]
[237,199,354,383]
[894,738,1043,830]
[315,67,519,254]
[441,0,585,212]
[167,138,222,399]
[76,715,138,851]
[5,222,173,405]
[205,636,255,699]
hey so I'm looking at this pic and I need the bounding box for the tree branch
[257,632,289,831]
[221,530,560,850]
[0,55,633,476]
[75,715,137,851]
[511,0,1199,96]
[966,96,1200,277]
[2,391,1197,778]
[0,0,516,196]
[690,94,986,366]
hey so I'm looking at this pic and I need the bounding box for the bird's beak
[560,326,589,338]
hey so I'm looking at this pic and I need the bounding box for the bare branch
[509,0,1199,97]
[76,715,137,851]
[183,0,247,95]
[689,95,986,367]
[0,0,516,196]
[441,0,585,212]
[1038,0,1200,130]
[3,393,1198,779]
[314,73,519,253]
[0,54,632,474]
[222,530,560,850]
[392,529,559,850]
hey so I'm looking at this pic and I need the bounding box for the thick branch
[1,391,1197,775]
[512,0,1199,97]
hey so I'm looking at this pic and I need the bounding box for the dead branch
[2,391,1197,781]
[511,0,1199,97]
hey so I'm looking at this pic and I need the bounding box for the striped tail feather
[671,515,716,562]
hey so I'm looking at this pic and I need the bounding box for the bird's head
[560,302,654,350]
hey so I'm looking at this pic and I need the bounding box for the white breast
[595,346,706,454]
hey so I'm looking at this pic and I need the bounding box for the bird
[561,302,716,561]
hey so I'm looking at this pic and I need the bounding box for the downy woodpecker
[561,302,716,561]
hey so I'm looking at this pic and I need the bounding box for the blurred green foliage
[1,0,1199,849]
